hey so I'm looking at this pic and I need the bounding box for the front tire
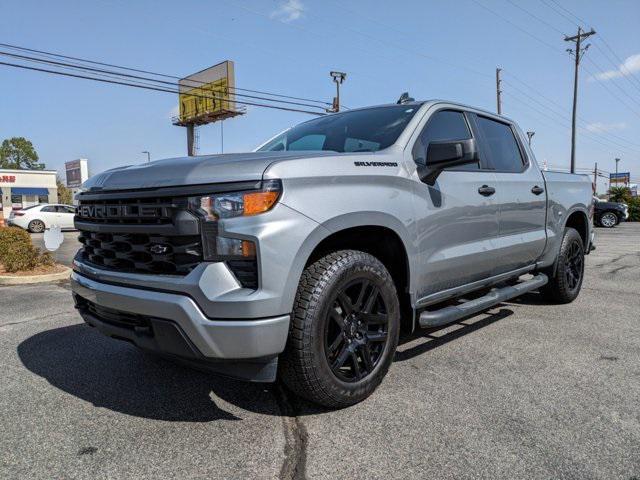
[280,250,400,408]
[599,211,618,228]
[28,219,45,233]
[540,227,585,304]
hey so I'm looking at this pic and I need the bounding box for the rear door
[472,115,547,274]
[57,205,76,229]
[410,109,500,297]
[39,205,58,228]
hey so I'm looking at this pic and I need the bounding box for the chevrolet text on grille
[78,204,166,219]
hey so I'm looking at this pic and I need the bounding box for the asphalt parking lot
[2,224,639,479]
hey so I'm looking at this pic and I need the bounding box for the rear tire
[279,250,400,408]
[540,227,584,304]
[28,219,45,233]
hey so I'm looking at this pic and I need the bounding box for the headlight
[189,179,281,221]
[188,179,281,261]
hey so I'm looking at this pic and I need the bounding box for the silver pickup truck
[71,100,594,407]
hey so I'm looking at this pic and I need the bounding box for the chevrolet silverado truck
[71,100,594,407]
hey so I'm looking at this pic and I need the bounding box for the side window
[41,206,56,213]
[344,137,380,152]
[475,116,525,172]
[287,134,326,151]
[412,110,477,170]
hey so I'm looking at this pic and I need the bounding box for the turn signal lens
[243,190,280,216]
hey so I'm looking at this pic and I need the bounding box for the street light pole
[526,131,535,146]
[327,71,346,113]
[142,151,151,162]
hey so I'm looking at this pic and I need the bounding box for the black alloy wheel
[540,227,585,304]
[324,279,389,383]
[280,250,400,408]
[564,239,584,291]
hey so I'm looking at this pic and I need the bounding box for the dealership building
[0,168,58,220]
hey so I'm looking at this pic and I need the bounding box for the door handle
[531,185,544,195]
[478,185,496,196]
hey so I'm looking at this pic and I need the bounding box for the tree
[0,137,45,170]
[608,186,631,204]
[56,176,73,205]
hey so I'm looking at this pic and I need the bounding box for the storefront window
[38,194,48,204]
[11,194,22,210]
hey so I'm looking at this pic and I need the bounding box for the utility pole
[565,27,596,173]
[328,71,346,112]
[526,131,535,146]
[593,161,598,194]
[496,68,502,115]
[141,150,150,162]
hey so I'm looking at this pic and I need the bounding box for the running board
[418,273,548,328]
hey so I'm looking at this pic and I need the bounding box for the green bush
[628,197,640,222]
[0,227,54,272]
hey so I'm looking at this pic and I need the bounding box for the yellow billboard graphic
[174,60,242,126]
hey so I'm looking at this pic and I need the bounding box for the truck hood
[82,151,335,191]
[596,201,626,209]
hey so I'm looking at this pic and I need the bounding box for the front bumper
[71,271,290,381]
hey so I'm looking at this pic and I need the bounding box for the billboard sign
[610,172,630,186]
[173,61,244,126]
[65,159,88,188]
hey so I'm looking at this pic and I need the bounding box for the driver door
[411,109,500,298]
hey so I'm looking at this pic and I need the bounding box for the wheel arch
[564,209,589,247]
[291,213,416,333]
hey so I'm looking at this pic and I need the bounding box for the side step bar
[418,273,548,328]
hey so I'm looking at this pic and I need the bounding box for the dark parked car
[594,197,628,228]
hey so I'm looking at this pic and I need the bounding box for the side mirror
[417,138,479,185]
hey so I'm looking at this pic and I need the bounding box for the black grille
[78,231,202,275]
[227,259,258,289]
[76,296,151,331]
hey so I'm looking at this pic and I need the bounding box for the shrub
[0,227,54,272]
[628,197,640,222]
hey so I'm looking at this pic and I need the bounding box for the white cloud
[592,53,640,81]
[270,0,304,22]
[585,122,627,133]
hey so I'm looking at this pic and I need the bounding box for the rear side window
[41,206,56,213]
[475,116,525,172]
[412,110,476,169]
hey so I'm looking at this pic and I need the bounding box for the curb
[0,266,72,285]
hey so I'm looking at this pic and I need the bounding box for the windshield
[258,105,420,153]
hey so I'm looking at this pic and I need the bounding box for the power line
[0,60,326,116]
[502,91,639,157]
[501,74,640,152]
[535,2,640,103]
[584,56,640,110]
[0,49,329,111]
[0,42,332,107]
[504,0,565,35]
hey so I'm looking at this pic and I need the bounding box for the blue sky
[1,0,639,189]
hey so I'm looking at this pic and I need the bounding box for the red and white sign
[0,175,16,183]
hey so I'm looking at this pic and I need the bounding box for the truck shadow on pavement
[17,323,280,422]
[394,307,514,362]
[17,305,517,421]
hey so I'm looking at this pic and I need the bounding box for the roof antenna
[396,92,414,104]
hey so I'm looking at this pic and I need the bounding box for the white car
[7,204,76,233]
